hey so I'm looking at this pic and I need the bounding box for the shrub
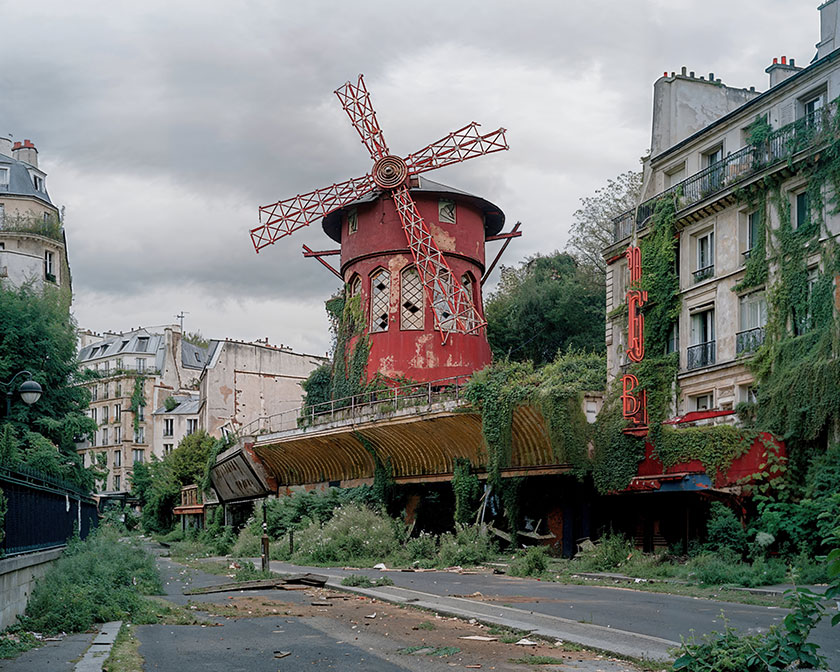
[438,525,496,567]
[705,502,747,557]
[231,526,262,558]
[575,531,634,571]
[405,532,438,563]
[292,504,402,565]
[687,553,786,587]
[341,574,394,588]
[509,546,549,577]
[232,560,272,581]
[21,528,162,634]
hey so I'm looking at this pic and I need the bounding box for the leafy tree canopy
[169,429,217,487]
[0,285,97,489]
[485,252,605,366]
[565,170,642,275]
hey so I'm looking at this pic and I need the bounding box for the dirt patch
[191,588,645,671]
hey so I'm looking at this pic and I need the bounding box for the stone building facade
[76,326,206,494]
[603,0,840,420]
[0,138,70,295]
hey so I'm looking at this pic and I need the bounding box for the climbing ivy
[354,432,395,511]
[130,375,146,433]
[451,458,481,525]
[0,487,6,547]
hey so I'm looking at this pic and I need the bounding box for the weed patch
[340,574,394,588]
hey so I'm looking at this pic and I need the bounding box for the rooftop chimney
[0,136,11,158]
[765,55,802,88]
[11,139,38,168]
[817,0,840,60]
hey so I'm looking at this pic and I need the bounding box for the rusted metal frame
[335,75,389,161]
[301,245,342,279]
[406,123,508,174]
[484,231,522,243]
[302,248,340,257]
[252,174,376,251]
[481,221,521,286]
[390,185,485,341]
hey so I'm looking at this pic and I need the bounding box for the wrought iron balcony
[693,264,714,283]
[687,341,716,370]
[610,103,835,243]
[736,326,765,355]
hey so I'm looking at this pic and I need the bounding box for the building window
[0,167,8,186]
[664,162,686,189]
[134,427,145,444]
[0,203,4,226]
[794,190,810,230]
[187,419,198,435]
[91,407,97,423]
[794,266,820,335]
[694,230,715,282]
[32,174,43,192]
[348,274,361,298]
[101,405,108,425]
[115,382,122,397]
[400,267,424,330]
[118,340,129,352]
[101,428,108,445]
[164,444,173,456]
[741,210,761,260]
[115,426,121,444]
[666,322,679,354]
[114,475,121,491]
[136,358,146,373]
[115,404,121,421]
[136,336,150,353]
[137,404,145,421]
[737,292,767,354]
[164,418,174,437]
[114,449,121,467]
[802,92,824,128]
[438,199,456,224]
[369,268,390,333]
[133,449,144,464]
[347,209,358,235]
[44,250,55,282]
[691,393,713,411]
[738,384,758,405]
[703,145,724,193]
[687,308,715,369]
[432,270,456,331]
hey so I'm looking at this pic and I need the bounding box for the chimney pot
[790,58,796,67]
[12,142,21,150]
[681,66,687,75]
[781,56,787,65]
[773,57,778,64]
[689,70,695,78]
[664,71,668,77]
[709,72,714,80]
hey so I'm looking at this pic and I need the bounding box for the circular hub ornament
[372,155,408,189]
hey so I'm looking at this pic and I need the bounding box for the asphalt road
[267,560,840,670]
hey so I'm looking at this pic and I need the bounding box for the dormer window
[136,336,150,353]
[0,167,8,186]
[31,174,43,192]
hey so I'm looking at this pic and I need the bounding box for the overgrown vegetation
[0,284,98,490]
[19,527,162,635]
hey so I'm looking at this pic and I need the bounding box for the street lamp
[2,371,43,417]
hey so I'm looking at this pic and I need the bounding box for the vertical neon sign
[621,244,648,431]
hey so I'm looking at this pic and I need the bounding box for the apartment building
[0,138,70,295]
[604,1,840,419]
[76,326,207,494]
[152,394,201,457]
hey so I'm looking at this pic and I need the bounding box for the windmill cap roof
[321,176,505,243]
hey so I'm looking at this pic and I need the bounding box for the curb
[74,621,122,672]
[326,579,677,663]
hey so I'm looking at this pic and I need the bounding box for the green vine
[130,375,146,433]
[451,458,481,525]
[654,424,755,477]
[355,432,395,510]
[0,486,6,548]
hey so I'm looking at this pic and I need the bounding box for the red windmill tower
[251,75,519,383]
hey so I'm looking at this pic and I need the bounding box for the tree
[566,171,642,275]
[485,252,605,366]
[169,430,216,486]
[183,331,209,349]
[0,285,97,489]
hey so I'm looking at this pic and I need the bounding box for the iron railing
[687,341,716,370]
[736,327,765,355]
[693,264,715,283]
[0,465,98,556]
[233,374,472,439]
[611,103,835,243]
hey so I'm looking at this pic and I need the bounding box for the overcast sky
[0,0,819,355]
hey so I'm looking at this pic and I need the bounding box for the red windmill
[251,74,517,383]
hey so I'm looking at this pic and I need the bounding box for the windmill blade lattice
[253,73,508,339]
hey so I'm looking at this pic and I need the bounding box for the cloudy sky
[0,0,819,355]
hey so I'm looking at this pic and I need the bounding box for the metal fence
[611,103,835,243]
[234,374,472,439]
[0,465,98,557]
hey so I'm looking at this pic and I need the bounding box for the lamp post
[1,370,43,417]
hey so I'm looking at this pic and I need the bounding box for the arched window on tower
[400,267,424,330]
[348,274,361,298]
[370,268,390,333]
[460,272,479,332]
[432,270,456,331]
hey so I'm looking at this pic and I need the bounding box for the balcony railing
[687,341,716,370]
[693,264,715,283]
[736,326,765,355]
[611,103,835,243]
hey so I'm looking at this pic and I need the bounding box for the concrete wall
[0,548,63,630]
[201,341,326,437]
